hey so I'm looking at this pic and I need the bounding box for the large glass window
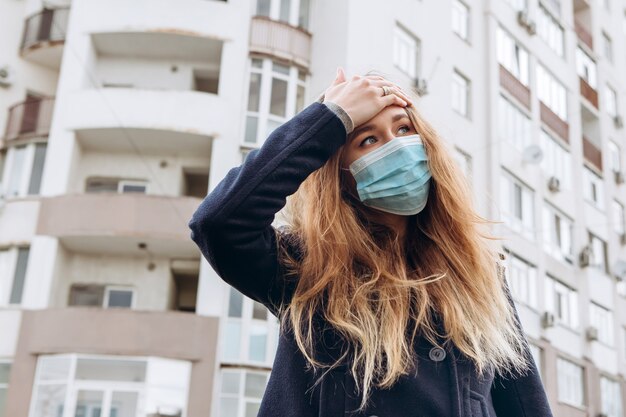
[588,231,609,274]
[222,287,279,365]
[0,246,30,306]
[537,3,564,58]
[545,275,579,329]
[612,200,625,236]
[393,24,419,78]
[608,140,621,173]
[583,165,605,210]
[244,58,307,146]
[255,0,310,30]
[539,129,572,189]
[537,63,568,121]
[557,357,584,407]
[576,46,597,89]
[219,369,269,417]
[590,302,614,346]
[452,0,469,41]
[499,170,535,240]
[503,251,537,308]
[496,26,529,86]
[542,202,574,264]
[602,31,613,64]
[29,354,191,417]
[451,69,470,118]
[605,84,618,118]
[0,362,10,417]
[2,143,47,198]
[601,376,623,417]
[498,95,531,152]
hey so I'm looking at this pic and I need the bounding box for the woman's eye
[398,125,410,134]
[358,126,411,147]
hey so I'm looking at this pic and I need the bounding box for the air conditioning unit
[615,170,625,184]
[0,66,14,87]
[614,115,624,129]
[547,176,561,192]
[597,413,610,417]
[517,10,537,35]
[413,77,429,97]
[579,245,592,268]
[621,233,626,246]
[586,326,599,341]
[541,311,556,328]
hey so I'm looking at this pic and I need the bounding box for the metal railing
[20,7,70,50]
[4,97,55,141]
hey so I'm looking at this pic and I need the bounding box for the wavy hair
[274,72,531,413]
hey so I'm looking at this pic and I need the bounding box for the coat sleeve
[490,261,554,417]
[187,101,348,317]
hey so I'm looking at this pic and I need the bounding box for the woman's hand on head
[322,67,413,127]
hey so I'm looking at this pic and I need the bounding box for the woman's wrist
[321,100,354,135]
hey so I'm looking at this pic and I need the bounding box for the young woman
[188,67,553,417]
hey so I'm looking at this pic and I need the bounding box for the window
[602,32,613,63]
[539,129,572,189]
[0,362,10,417]
[452,147,472,181]
[605,84,618,118]
[503,251,537,308]
[601,376,623,417]
[0,246,30,306]
[452,0,469,41]
[613,200,625,235]
[588,231,609,274]
[503,0,527,11]
[500,170,535,240]
[68,284,134,308]
[608,140,621,173]
[222,287,279,365]
[576,46,597,89]
[537,3,564,57]
[542,202,574,264]
[451,69,470,118]
[498,95,531,152]
[557,357,584,407]
[1,143,47,197]
[393,24,419,78]
[244,58,307,146]
[496,26,529,86]
[255,0,310,30]
[29,354,191,417]
[583,165,605,210]
[537,64,568,121]
[545,275,579,329]
[528,343,542,380]
[590,302,614,345]
[219,369,269,417]
[85,177,148,194]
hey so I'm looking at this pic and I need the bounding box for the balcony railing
[499,64,531,110]
[539,101,569,143]
[20,7,70,51]
[574,18,592,50]
[579,77,598,109]
[583,135,602,172]
[4,97,55,142]
[249,16,312,68]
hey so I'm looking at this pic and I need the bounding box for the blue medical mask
[346,134,432,215]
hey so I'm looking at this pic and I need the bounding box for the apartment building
[0,0,625,416]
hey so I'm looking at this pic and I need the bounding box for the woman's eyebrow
[349,113,411,141]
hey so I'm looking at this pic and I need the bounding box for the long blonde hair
[274,74,530,412]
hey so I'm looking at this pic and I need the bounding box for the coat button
[429,347,446,362]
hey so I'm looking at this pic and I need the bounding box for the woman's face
[341,105,417,170]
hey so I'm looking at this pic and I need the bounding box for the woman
[188,67,553,417]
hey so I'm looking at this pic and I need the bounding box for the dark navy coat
[188,101,554,417]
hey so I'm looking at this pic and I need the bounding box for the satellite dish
[522,144,543,164]
[612,260,626,281]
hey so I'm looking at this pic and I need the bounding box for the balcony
[574,18,593,51]
[3,97,54,147]
[582,135,602,172]
[540,101,569,143]
[249,16,313,68]
[579,76,598,109]
[20,7,69,69]
[36,193,202,257]
[65,88,224,156]
[499,64,531,110]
